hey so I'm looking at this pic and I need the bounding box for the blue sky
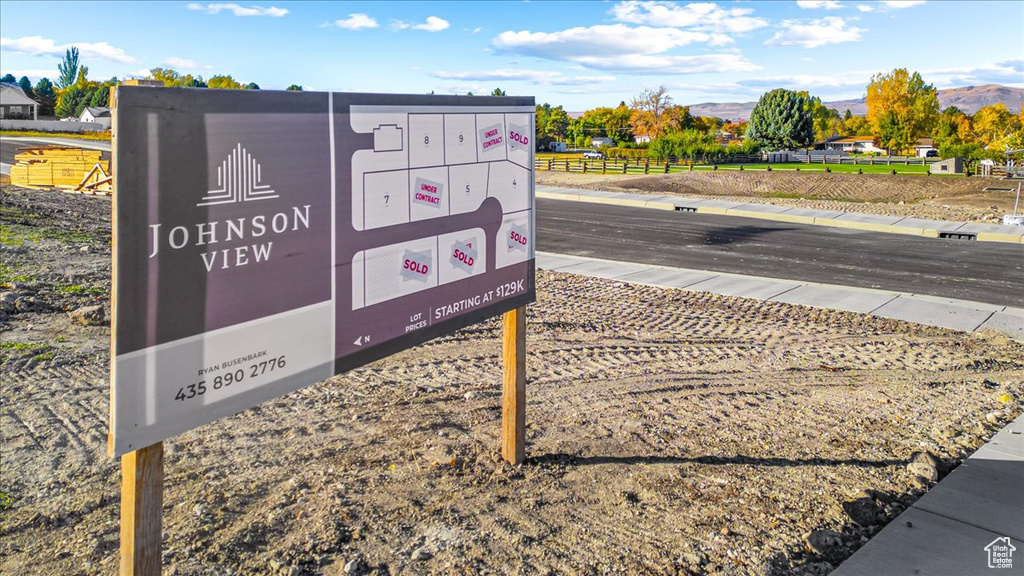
[1,1,1022,110]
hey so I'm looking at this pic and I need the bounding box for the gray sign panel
[111,87,535,456]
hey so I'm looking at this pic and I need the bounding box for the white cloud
[0,36,135,63]
[609,1,768,33]
[494,24,731,60]
[163,57,199,69]
[466,27,483,34]
[857,1,924,12]
[924,58,1024,88]
[797,0,844,9]
[765,17,864,48]
[881,1,925,8]
[323,13,378,29]
[393,16,450,32]
[186,3,288,17]
[573,54,760,74]
[431,68,615,86]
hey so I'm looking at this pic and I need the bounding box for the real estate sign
[110,87,536,456]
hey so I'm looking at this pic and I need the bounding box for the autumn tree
[208,75,244,89]
[630,86,675,141]
[798,91,841,143]
[545,106,570,142]
[971,103,1017,149]
[865,68,939,154]
[933,107,972,149]
[746,88,814,150]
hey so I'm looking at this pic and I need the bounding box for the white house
[79,106,111,128]
[824,136,886,154]
[590,136,614,148]
[913,137,937,158]
[0,82,38,120]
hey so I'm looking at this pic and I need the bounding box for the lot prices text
[147,205,311,271]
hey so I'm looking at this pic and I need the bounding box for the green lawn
[695,163,931,174]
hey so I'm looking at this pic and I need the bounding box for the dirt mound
[538,171,1019,223]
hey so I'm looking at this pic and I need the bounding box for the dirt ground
[2,186,1023,576]
[537,170,1023,224]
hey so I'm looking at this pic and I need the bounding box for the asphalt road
[536,198,1024,308]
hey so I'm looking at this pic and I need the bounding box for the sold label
[413,177,443,208]
[450,237,478,273]
[507,123,529,152]
[401,249,432,282]
[479,124,504,152]
[507,223,529,253]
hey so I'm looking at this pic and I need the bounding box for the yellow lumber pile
[9,146,112,195]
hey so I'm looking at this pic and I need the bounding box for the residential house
[913,137,937,158]
[824,136,886,154]
[0,82,38,120]
[80,106,112,128]
[590,136,614,148]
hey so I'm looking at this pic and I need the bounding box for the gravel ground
[2,186,1023,576]
[537,171,1022,224]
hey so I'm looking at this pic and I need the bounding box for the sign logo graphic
[986,537,1015,569]
[198,143,279,206]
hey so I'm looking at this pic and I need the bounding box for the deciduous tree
[629,86,674,141]
[745,88,814,150]
[286,84,303,91]
[865,68,939,154]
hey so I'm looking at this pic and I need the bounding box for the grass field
[0,130,111,141]
[535,154,934,175]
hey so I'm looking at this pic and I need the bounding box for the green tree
[32,78,57,116]
[18,76,34,98]
[56,47,80,89]
[0,73,15,84]
[535,103,552,148]
[865,68,939,154]
[745,88,814,150]
[545,106,570,142]
[243,82,260,90]
[54,86,88,118]
[798,91,840,143]
[286,84,303,91]
[606,102,634,143]
[933,107,971,149]
[491,87,507,96]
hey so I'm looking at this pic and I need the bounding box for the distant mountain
[685,84,1024,120]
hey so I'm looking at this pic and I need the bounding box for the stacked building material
[9,146,111,194]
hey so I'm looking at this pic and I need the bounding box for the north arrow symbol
[354,336,363,346]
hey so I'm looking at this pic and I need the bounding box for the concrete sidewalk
[536,251,1024,341]
[831,414,1024,576]
[537,185,1024,244]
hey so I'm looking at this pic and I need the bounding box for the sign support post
[120,442,163,576]
[501,306,526,465]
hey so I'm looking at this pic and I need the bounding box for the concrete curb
[536,251,1024,341]
[831,414,1024,576]
[536,186,1024,244]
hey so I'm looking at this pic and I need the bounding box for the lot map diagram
[111,89,535,455]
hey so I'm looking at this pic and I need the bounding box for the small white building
[0,82,38,120]
[590,137,614,148]
[80,106,111,128]
[913,137,937,158]
[548,141,567,152]
[824,136,886,154]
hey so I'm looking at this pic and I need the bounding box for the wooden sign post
[120,442,163,576]
[502,306,527,465]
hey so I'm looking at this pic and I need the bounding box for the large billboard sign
[110,87,535,456]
